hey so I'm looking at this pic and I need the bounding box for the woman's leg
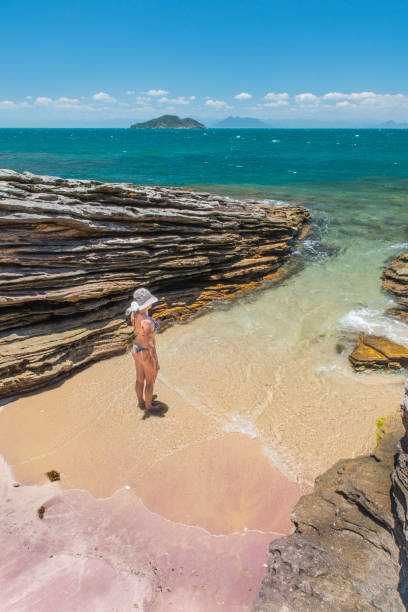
[132,349,146,408]
[143,358,159,411]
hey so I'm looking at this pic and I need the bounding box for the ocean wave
[337,307,408,345]
[258,198,290,206]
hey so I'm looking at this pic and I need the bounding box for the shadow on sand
[141,394,169,420]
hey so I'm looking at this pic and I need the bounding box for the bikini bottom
[133,344,147,354]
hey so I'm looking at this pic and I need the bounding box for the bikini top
[150,316,160,332]
[134,315,160,336]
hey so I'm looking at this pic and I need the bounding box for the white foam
[337,307,408,345]
[258,199,289,206]
[315,364,350,375]
[224,412,258,438]
[387,242,408,252]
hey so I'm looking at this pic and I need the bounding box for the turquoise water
[1,128,407,189]
[1,128,408,479]
[1,127,407,241]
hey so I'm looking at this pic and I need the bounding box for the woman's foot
[138,400,146,410]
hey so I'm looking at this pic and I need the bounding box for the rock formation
[383,251,408,324]
[392,379,408,598]
[0,169,310,398]
[349,334,408,370]
[254,413,407,611]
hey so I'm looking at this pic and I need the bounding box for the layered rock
[383,251,408,323]
[392,379,408,595]
[349,334,408,370]
[0,169,310,398]
[254,414,407,611]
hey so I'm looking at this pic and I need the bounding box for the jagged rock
[349,334,408,370]
[0,169,310,398]
[383,252,408,298]
[391,379,408,599]
[383,252,408,322]
[253,415,406,611]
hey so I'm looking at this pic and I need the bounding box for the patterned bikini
[133,316,160,353]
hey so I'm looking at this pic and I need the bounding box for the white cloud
[189,96,196,100]
[146,89,168,96]
[92,92,116,103]
[264,100,289,107]
[323,91,408,109]
[264,92,289,102]
[0,100,16,108]
[126,90,135,95]
[234,92,252,100]
[55,97,80,106]
[160,96,192,105]
[295,93,319,104]
[35,96,53,106]
[323,92,347,101]
[205,99,232,110]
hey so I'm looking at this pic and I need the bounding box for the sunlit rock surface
[0,169,310,398]
[383,251,408,325]
[392,379,408,599]
[254,414,407,611]
[349,334,408,370]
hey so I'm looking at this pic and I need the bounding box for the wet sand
[0,355,304,611]
[0,458,285,611]
[0,250,406,608]
[0,353,302,535]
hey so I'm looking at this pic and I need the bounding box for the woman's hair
[125,301,140,317]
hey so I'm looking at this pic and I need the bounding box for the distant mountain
[377,120,408,129]
[213,116,270,128]
[130,114,205,129]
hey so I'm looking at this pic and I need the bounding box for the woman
[126,287,160,414]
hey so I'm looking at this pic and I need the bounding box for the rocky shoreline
[254,250,408,611]
[383,251,408,325]
[254,404,408,611]
[0,169,310,398]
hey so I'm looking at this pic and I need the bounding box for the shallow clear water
[1,128,407,481]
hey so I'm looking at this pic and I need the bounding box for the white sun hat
[125,287,158,316]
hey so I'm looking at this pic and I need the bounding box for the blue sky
[1,0,408,126]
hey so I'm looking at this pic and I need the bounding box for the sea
[1,127,408,481]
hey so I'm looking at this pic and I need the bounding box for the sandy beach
[0,334,306,611]
[0,285,404,610]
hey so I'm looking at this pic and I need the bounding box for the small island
[214,116,270,128]
[130,114,205,129]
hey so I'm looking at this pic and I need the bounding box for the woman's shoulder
[140,317,155,333]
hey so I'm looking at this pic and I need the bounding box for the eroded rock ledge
[383,251,408,324]
[0,169,310,398]
[254,411,408,611]
[349,334,408,370]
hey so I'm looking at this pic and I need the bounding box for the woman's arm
[141,319,159,369]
